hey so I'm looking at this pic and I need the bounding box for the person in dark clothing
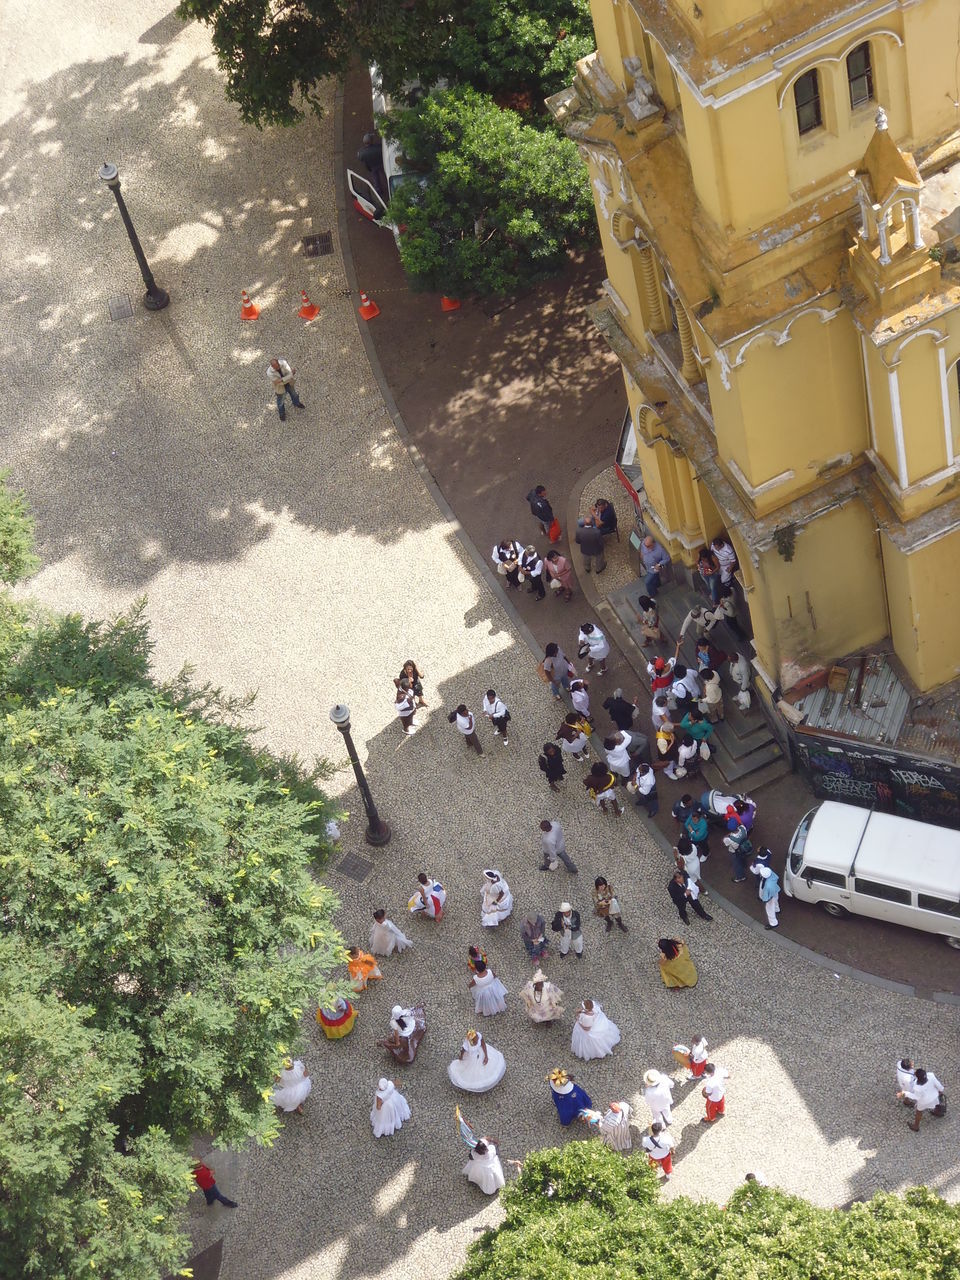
[667,870,713,924]
[603,690,637,732]
[358,131,387,201]
[590,499,618,537]
[526,485,555,536]
[538,743,566,792]
[575,519,606,573]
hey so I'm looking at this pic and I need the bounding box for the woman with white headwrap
[480,870,513,927]
[269,1058,312,1113]
[370,1078,411,1137]
[379,1004,427,1063]
[447,1029,506,1092]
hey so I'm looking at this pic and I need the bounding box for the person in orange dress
[347,946,383,992]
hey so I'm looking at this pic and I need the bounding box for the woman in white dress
[463,1139,506,1195]
[480,870,514,927]
[448,1029,506,1092]
[469,960,508,1016]
[370,1078,411,1137]
[370,909,412,956]
[571,999,621,1061]
[270,1058,312,1113]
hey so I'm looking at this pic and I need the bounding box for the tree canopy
[178,0,593,127]
[457,1141,960,1280]
[384,87,594,296]
[0,481,345,1279]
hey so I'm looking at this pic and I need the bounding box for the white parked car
[784,800,960,947]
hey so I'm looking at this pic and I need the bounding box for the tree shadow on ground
[0,30,442,593]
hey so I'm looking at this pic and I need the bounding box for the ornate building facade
[550,0,960,696]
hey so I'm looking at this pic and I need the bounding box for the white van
[784,801,960,948]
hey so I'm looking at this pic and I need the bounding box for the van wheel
[821,901,848,918]
[944,935,960,950]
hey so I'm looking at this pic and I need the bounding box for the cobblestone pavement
[3,9,960,1280]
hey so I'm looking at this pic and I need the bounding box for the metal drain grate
[302,231,333,257]
[336,853,375,882]
[108,294,134,321]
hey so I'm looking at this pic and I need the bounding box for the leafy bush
[456,1142,960,1280]
[385,87,595,297]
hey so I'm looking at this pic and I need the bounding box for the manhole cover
[336,853,375,882]
[108,294,134,321]
[302,231,333,257]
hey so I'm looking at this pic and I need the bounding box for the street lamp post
[329,705,391,847]
[97,163,170,312]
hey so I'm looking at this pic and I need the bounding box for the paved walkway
[3,10,960,1280]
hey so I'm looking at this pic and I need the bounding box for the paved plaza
[3,7,960,1280]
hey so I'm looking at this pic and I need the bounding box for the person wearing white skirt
[270,1059,312,1113]
[480,870,513,927]
[469,961,508,1016]
[448,1029,506,1092]
[370,1078,411,1137]
[571,999,621,1060]
[370,909,412,956]
[463,1139,506,1195]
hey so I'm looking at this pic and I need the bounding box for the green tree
[457,1141,960,1279]
[0,468,38,585]
[177,0,593,127]
[0,481,346,1278]
[0,940,190,1280]
[384,87,594,297]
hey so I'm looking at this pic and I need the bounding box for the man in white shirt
[605,732,632,779]
[895,1057,916,1104]
[642,1069,674,1126]
[630,761,659,818]
[266,356,305,421]
[641,1122,676,1179]
[899,1066,945,1131]
[701,1062,729,1122]
[451,704,483,754]
[481,690,510,745]
[539,819,579,874]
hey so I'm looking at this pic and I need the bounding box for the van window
[854,878,911,905]
[917,893,960,918]
[804,865,846,888]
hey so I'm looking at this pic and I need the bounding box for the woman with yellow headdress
[547,1067,592,1126]
[448,1029,506,1092]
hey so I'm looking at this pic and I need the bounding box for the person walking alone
[538,743,566,792]
[578,623,610,676]
[640,535,671,597]
[481,689,511,746]
[193,1160,238,1209]
[451,704,483,755]
[541,643,573,699]
[526,485,555,537]
[267,356,305,422]
[539,819,579,874]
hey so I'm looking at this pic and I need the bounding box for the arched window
[948,359,960,461]
[794,70,822,135]
[846,43,874,110]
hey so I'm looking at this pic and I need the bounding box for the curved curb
[333,86,943,1008]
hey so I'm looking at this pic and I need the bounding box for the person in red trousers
[701,1062,729,1122]
[641,1122,676,1180]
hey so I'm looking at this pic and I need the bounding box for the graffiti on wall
[794,735,960,831]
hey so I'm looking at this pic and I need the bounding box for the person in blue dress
[548,1067,592,1125]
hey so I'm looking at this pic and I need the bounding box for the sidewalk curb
[334,86,939,1008]
[333,84,546,681]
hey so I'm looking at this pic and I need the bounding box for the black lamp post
[329,705,391,846]
[98,163,170,312]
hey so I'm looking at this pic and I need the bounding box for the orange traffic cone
[240,289,259,321]
[358,291,380,321]
[440,296,461,312]
[298,290,320,321]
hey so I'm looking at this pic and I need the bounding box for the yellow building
[550,0,960,697]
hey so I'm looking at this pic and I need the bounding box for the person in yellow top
[347,946,383,993]
[657,937,698,989]
[582,763,623,817]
